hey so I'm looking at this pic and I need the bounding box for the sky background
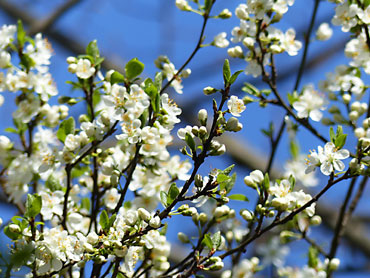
[0,0,369,277]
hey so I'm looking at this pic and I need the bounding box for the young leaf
[335,134,347,149]
[229,70,243,85]
[57,117,75,142]
[242,82,260,96]
[308,246,318,268]
[223,59,231,85]
[228,194,249,202]
[154,72,163,91]
[125,58,144,80]
[289,140,299,159]
[329,126,335,143]
[202,233,213,250]
[263,173,270,190]
[167,183,180,205]
[25,194,42,219]
[86,40,100,59]
[99,210,109,231]
[17,20,26,48]
[212,231,221,249]
[160,191,168,208]
[110,71,125,84]
[185,133,196,152]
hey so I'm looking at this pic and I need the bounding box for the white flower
[332,3,360,32]
[319,142,349,175]
[104,188,120,210]
[316,23,333,41]
[0,24,16,48]
[305,142,349,176]
[75,59,95,79]
[282,28,302,56]
[227,95,246,117]
[293,85,327,121]
[359,6,370,24]
[175,0,191,11]
[213,32,229,48]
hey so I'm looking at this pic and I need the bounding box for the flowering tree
[0,0,369,277]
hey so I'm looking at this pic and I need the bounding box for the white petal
[309,109,322,122]
[320,161,332,176]
[333,160,345,172]
[335,149,349,159]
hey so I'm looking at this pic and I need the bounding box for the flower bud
[8,224,21,233]
[199,212,208,225]
[219,9,232,19]
[195,174,203,188]
[177,232,190,243]
[149,216,161,228]
[66,56,77,64]
[240,210,253,221]
[227,46,243,58]
[226,117,240,132]
[349,110,359,121]
[178,204,189,212]
[209,261,224,271]
[198,109,208,126]
[181,68,191,78]
[244,176,257,189]
[203,86,217,95]
[354,127,365,138]
[0,217,2,226]
[138,208,151,222]
[327,258,340,271]
[342,93,351,104]
[310,215,322,226]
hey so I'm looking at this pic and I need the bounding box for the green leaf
[110,71,125,84]
[93,89,101,107]
[229,70,243,85]
[45,175,62,191]
[167,183,180,206]
[4,226,20,240]
[263,173,270,190]
[289,175,296,191]
[17,20,26,48]
[335,134,347,149]
[99,210,109,231]
[308,246,318,268]
[5,127,18,134]
[81,197,90,211]
[86,40,100,59]
[109,213,117,228]
[219,164,235,175]
[211,231,221,249]
[125,58,144,80]
[228,194,249,202]
[57,117,75,142]
[223,59,231,85]
[202,233,213,249]
[160,191,168,208]
[217,174,229,183]
[154,72,163,91]
[20,53,35,70]
[151,89,161,113]
[185,133,196,152]
[242,82,260,96]
[25,194,42,219]
[329,126,335,143]
[289,140,299,159]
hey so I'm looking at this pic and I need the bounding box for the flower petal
[320,161,332,176]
